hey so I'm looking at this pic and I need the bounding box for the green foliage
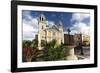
[41,40,47,47]
[22,39,66,62]
[22,40,39,62]
[22,38,38,49]
[32,39,38,48]
[22,40,32,48]
[43,39,66,61]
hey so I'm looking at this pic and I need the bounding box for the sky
[22,10,90,41]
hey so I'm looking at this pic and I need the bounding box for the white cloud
[70,22,90,35]
[70,13,90,35]
[71,13,90,22]
[22,11,38,41]
[23,18,38,29]
[23,21,38,41]
[22,10,32,20]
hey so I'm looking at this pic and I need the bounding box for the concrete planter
[64,45,78,60]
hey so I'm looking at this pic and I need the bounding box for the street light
[67,28,71,35]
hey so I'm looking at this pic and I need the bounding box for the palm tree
[43,40,66,61]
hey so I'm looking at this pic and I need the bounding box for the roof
[45,24,60,32]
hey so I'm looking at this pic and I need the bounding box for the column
[65,46,78,60]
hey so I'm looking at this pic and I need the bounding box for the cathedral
[37,14,64,50]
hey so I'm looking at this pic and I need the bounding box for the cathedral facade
[37,14,64,50]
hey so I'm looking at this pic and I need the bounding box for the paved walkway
[75,46,90,60]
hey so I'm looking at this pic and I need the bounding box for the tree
[42,40,66,61]
[22,40,39,62]
[41,40,47,47]
[31,39,38,48]
[22,40,32,48]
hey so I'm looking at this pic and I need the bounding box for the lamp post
[67,28,71,35]
[79,33,84,55]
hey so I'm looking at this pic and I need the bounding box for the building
[64,34,74,45]
[74,34,82,46]
[64,34,82,46]
[82,34,90,46]
[74,34,90,46]
[35,14,90,50]
[37,14,64,50]
[64,33,90,47]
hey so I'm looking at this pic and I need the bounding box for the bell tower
[58,21,64,44]
[38,14,46,30]
[58,21,63,31]
[38,14,46,50]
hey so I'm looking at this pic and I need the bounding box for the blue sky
[22,10,73,31]
[22,10,90,40]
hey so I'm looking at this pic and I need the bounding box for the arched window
[42,17,44,21]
